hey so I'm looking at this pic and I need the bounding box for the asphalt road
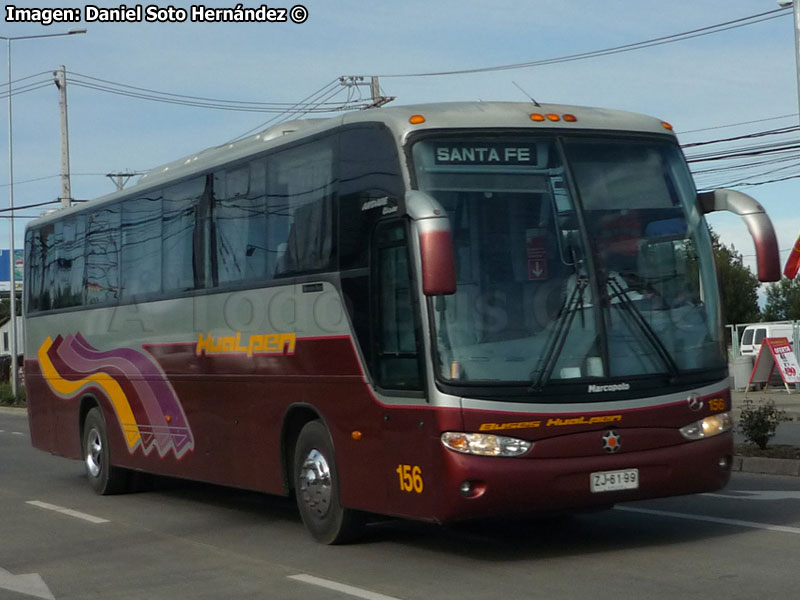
[2,406,800,600]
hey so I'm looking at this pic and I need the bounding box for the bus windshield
[411,134,723,387]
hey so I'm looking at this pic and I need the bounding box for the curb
[732,456,800,477]
[0,406,27,414]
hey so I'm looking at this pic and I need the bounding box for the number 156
[396,464,424,493]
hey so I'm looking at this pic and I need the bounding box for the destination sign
[434,143,540,166]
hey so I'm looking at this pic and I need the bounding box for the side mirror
[698,188,781,282]
[405,191,457,296]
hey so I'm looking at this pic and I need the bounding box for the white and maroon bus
[24,102,780,543]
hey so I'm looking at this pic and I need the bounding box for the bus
[24,102,781,543]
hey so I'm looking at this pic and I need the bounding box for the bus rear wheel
[293,420,363,544]
[82,407,129,495]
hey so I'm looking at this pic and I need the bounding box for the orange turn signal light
[530,113,578,123]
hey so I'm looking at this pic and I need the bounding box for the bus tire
[293,420,363,544]
[82,407,129,495]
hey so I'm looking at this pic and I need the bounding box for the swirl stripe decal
[38,334,194,459]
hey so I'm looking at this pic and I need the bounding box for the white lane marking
[0,567,55,600]
[703,490,800,501]
[26,501,109,524]
[616,506,800,535]
[289,574,404,600]
[11,431,24,436]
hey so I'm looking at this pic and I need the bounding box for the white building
[0,316,23,358]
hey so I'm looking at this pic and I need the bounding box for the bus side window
[85,206,121,305]
[163,177,206,293]
[50,216,86,309]
[374,221,423,391]
[268,138,336,277]
[214,161,272,285]
[121,194,162,299]
[26,226,54,312]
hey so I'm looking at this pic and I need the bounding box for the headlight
[441,432,532,457]
[679,412,732,440]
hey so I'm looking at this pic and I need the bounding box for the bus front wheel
[293,420,362,544]
[82,407,129,495]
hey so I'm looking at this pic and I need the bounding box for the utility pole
[106,172,143,191]
[369,76,382,106]
[53,65,72,208]
[780,1,800,124]
[338,75,395,109]
[792,1,800,125]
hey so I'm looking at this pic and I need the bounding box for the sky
[1,0,799,298]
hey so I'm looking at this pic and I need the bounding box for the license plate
[590,468,639,493]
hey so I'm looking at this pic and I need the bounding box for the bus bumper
[432,432,733,523]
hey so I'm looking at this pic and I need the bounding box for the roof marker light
[530,113,546,122]
[661,121,674,131]
[409,114,426,125]
[546,114,560,122]
[564,114,577,122]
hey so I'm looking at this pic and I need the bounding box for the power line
[691,154,800,176]
[731,173,800,187]
[677,114,797,135]
[0,80,52,100]
[67,72,367,114]
[682,125,800,149]
[0,214,60,219]
[375,8,789,78]
[0,70,52,90]
[680,115,800,189]
[68,80,362,113]
[0,173,108,188]
[0,69,362,114]
[226,78,344,142]
[0,199,60,213]
[69,71,349,108]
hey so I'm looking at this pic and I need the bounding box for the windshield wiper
[529,275,588,392]
[606,276,679,380]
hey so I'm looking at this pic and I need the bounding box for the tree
[709,230,761,326]
[763,277,800,321]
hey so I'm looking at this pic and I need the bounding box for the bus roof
[28,101,676,227]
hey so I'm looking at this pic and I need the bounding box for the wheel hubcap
[299,449,332,518]
[85,428,102,478]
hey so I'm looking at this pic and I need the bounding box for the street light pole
[780,1,800,125]
[4,37,15,395]
[1,28,86,396]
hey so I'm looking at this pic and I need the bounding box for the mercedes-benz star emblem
[602,430,621,453]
